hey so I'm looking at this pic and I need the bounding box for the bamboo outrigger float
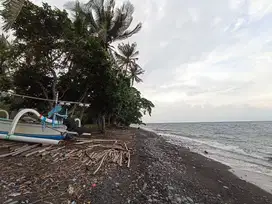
[0,108,66,144]
[0,91,90,145]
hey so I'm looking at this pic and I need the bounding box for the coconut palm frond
[83,0,141,46]
[2,0,25,31]
[117,42,138,58]
[86,0,105,26]
[116,22,142,40]
[108,2,135,41]
[130,65,144,85]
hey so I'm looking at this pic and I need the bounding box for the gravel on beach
[90,129,272,204]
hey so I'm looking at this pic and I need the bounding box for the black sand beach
[0,128,272,203]
[90,129,272,204]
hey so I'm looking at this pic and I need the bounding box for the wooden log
[25,146,52,157]
[119,151,123,166]
[48,146,65,153]
[124,142,128,151]
[127,152,131,168]
[87,144,126,151]
[12,144,39,156]
[113,151,119,163]
[76,139,120,145]
[93,151,109,174]
[21,146,42,157]
[52,152,59,158]
[91,152,97,159]
[0,151,15,158]
[14,144,28,152]
[85,144,101,151]
[93,151,106,161]
[65,149,78,157]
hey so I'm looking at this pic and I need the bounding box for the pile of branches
[0,139,131,174]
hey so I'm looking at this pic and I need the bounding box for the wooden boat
[0,109,66,143]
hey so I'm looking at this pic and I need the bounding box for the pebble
[175,196,182,203]
[167,185,174,190]
[143,183,147,190]
[186,197,194,203]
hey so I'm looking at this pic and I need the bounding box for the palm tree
[129,63,144,86]
[1,0,25,31]
[71,0,142,49]
[115,42,144,85]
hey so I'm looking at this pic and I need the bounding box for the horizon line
[145,120,272,124]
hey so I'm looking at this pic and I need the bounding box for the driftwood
[93,150,110,174]
[119,151,123,166]
[75,139,118,145]
[12,144,39,156]
[0,139,132,175]
[21,146,42,157]
[124,142,128,151]
[127,152,131,168]
[25,146,52,157]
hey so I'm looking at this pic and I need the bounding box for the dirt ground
[0,128,272,204]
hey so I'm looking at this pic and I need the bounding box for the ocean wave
[159,132,269,162]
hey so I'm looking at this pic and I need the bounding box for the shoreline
[90,128,272,203]
[159,132,272,194]
[157,129,272,194]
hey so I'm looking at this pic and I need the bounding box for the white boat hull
[0,118,66,140]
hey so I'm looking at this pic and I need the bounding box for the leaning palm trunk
[1,0,25,31]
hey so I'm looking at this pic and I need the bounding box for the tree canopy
[0,0,154,132]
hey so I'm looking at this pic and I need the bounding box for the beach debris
[68,185,75,195]
[9,192,21,197]
[204,150,208,154]
[223,185,229,189]
[0,139,132,174]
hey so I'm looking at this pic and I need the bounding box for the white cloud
[15,1,272,122]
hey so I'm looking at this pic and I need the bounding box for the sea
[141,121,272,193]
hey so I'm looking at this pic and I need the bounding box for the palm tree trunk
[107,114,111,126]
[125,64,128,76]
[101,114,106,133]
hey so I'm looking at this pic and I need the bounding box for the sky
[30,0,272,122]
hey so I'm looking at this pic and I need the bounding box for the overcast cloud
[32,0,272,122]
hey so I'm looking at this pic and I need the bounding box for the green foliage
[0,0,154,130]
[115,42,144,85]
